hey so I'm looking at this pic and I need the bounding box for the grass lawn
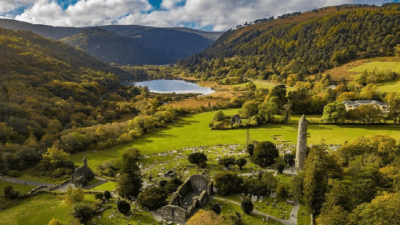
[0,193,157,225]
[211,199,283,225]
[347,61,400,93]
[90,181,117,191]
[0,194,73,225]
[221,194,293,220]
[348,61,400,73]
[0,181,36,196]
[70,109,400,169]
[297,204,311,225]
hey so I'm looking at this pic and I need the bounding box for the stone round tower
[295,115,308,169]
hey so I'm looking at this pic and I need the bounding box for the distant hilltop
[0,19,223,66]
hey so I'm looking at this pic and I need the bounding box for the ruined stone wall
[176,178,191,196]
[160,205,187,222]
[197,190,209,206]
[189,174,210,191]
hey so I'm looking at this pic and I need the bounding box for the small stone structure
[71,157,94,188]
[161,175,213,222]
[295,115,308,169]
[231,114,242,124]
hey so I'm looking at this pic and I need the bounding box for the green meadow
[70,109,400,170]
[0,182,36,196]
[348,61,400,73]
[348,61,400,93]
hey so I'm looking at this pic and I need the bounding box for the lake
[128,80,215,95]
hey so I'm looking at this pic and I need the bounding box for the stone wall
[160,205,187,222]
[161,175,213,222]
[189,174,210,191]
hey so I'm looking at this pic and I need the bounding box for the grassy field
[70,109,400,169]
[0,194,73,225]
[348,61,400,73]
[348,61,400,93]
[211,199,283,225]
[0,193,157,225]
[297,205,311,225]
[90,181,117,191]
[0,181,36,196]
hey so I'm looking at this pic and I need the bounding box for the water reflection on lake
[126,80,215,95]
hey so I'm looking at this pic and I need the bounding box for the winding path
[0,176,55,187]
[213,196,299,225]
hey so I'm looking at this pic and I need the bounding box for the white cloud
[4,0,388,30]
[0,0,36,15]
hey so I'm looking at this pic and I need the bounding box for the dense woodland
[179,5,400,81]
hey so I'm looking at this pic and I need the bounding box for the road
[0,176,55,187]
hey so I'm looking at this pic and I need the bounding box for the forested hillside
[0,19,222,65]
[62,27,214,65]
[0,27,144,175]
[179,4,400,82]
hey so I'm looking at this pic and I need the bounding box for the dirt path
[213,196,299,225]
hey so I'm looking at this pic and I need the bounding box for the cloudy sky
[0,0,398,31]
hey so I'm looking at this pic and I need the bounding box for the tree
[137,187,168,210]
[276,184,289,198]
[71,203,94,221]
[165,177,183,193]
[65,187,85,207]
[188,152,208,168]
[321,102,347,124]
[247,144,254,156]
[241,199,253,214]
[210,203,221,215]
[317,205,349,225]
[253,141,279,167]
[215,172,243,196]
[258,99,279,122]
[349,192,400,225]
[275,162,285,174]
[218,157,236,170]
[236,158,247,170]
[117,200,131,215]
[117,151,142,198]
[48,218,63,225]
[103,191,111,201]
[3,185,19,199]
[42,146,70,162]
[213,111,225,122]
[298,145,339,214]
[241,100,259,118]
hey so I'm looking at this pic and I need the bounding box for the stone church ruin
[161,175,213,222]
[71,157,94,187]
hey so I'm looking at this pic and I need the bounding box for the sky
[0,0,399,31]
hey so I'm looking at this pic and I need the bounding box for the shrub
[137,187,168,210]
[188,152,208,167]
[214,172,243,196]
[4,186,19,199]
[48,218,62,225]
[276,184,289,199]
[103,191,111,201]
[94,193,104,200]
[165,177,183,193]
[71,203,94,221]
[241,199,253,215]
[6,170,21,177]
[117,200,131,215]
[210,203,221,215]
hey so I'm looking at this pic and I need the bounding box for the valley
[1,2,400,225]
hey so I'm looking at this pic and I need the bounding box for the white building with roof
[342,100,390,113]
